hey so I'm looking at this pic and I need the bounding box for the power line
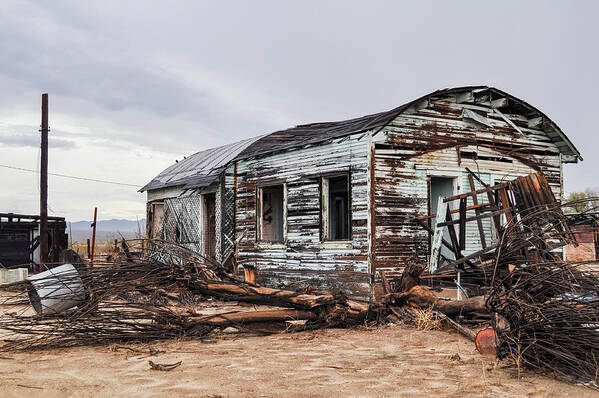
[0,164,142,188]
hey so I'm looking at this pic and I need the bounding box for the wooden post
[86,239,90,259]
[468,174,487,249]
[90,207,97,266]
[244,266,257,284]
[498,188,513,224]
[39,93,49,269]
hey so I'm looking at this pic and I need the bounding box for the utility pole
[90,207,98,266]
[39,93,49,268]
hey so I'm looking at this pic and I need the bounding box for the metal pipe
[39,93,49,269]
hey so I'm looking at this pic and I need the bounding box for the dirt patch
[0,325,594,398]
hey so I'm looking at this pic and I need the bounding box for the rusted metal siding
[372,151,428,277]
[372,93,564,277]
[232,134,371,298]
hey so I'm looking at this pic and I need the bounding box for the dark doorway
[203,193,216,259]
[430,177,456,263]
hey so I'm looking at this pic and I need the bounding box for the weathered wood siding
[231,134,371,298]
[372,94,563,277]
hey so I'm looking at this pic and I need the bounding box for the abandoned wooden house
[141,86,581,299]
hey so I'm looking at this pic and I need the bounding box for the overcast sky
[1,1,597,222]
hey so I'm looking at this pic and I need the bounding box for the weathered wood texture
[143,87,579,300]
[372,93,563,279]
[231,134,371,298]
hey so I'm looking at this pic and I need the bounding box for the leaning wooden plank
[446,243,498,268]
[468,174,487,249]
[437,208,510,228]
[416,201,493,221]
[531,173,575,242]
[445,205,462,259]
[415,219,472,266]
[498,188,514,224]
[429,196,447,273]
[465,168,502,237]
[493,108,526,136]
[443,181,510,203]
[458,198,467,251]
[435,311,476,341]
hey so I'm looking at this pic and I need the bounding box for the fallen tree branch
[149,360,181,371]
[385,285,488,317]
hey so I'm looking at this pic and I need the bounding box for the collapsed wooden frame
[416,169,576,273]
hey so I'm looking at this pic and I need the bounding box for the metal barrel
[27,263,86,314]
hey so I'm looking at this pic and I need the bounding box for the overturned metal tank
[27,263,86,314]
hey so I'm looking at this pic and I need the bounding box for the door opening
[203,193,216,259]
[429,177,456,264]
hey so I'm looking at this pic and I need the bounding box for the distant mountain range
[68,219,146,243]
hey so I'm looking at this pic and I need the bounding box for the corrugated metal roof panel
[139,135,263,192]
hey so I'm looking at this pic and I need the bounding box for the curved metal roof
[142,86,581,193]
[235,86,581,161]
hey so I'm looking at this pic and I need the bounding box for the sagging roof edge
[142,85,582,193]
[485,87,582,161]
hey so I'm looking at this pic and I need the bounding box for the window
[257,185,286,242]
[202,193,216,258]
[322,175,350,241]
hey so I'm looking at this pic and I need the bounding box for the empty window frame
[322,175,351,241]
[257,184,286,242]
[202,193,217,258]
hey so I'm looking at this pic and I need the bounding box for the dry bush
[413,307,442,330]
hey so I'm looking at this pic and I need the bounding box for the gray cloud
[0,0,597,220]
[0,134,75,149]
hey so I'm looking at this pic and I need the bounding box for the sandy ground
[0,324,596,398]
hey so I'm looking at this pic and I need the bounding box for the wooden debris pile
[2,170,599,387]
[0,240,380,351]
[415,169,599,385]
[416,169,575,277]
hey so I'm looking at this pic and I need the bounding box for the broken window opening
[257,185,285,242]
[202,193,217,258]
[322,175,351,241]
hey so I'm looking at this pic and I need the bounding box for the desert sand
[0,324,595,398]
